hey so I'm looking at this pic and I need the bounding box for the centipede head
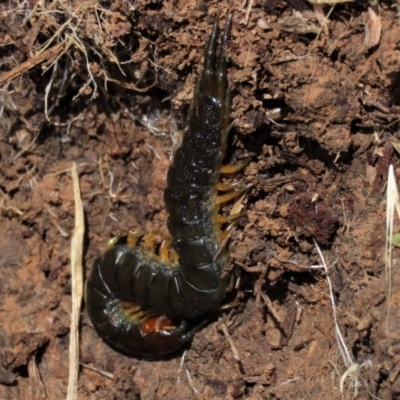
[139,316,185,355]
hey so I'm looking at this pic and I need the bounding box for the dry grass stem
[80,363,114,380]
[185,368,199,394]
[364,6,382,48]
[67,162,85,400]
[240,0,254,26]
[314,241,353,366]
[314,242,380,397]
[313,4,329,35]
[176,350,187,385]
[0,187,24,215]
[385,165,400,332]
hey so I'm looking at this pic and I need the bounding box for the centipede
[85,13,252,357]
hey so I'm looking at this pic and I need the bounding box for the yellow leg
[220,159,249,174]
[217,191,242,204]
[159,238,179,263]
[143,231,162,253]
[215,299,240,311]
[216,212,246,224]
[216,180,245,192]
[226,273,236,293]
[219,221,237,241]
[107,236,120,249]
[170,247,179,263]
[127,231,145,247]
[159,238,171,262]
[216,182,254,205]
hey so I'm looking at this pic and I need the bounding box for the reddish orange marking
[141,316,175,335]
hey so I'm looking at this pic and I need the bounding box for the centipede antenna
[217,13,233,100]
[187,71,202,123]
[203,20,219,89]
[187,20,219,123]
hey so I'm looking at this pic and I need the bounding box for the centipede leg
[203,20,219,91]
[213,298,240,312]
[216,212,246,225]
[127,230,145,247]
[216,182,254,204]
[159,238,170,262]
[216,178,250,192]
[220,160,249,175]
[159,238,179,263]
[107,237,119,248]
[218,220,237,242]
[143,232,159,253]
[226,271,237,293]
[216,181,238,191]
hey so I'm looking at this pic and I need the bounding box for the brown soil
[1,1,400,399]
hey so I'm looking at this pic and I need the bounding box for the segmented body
[86,243,192,356]
[85,14,237,357]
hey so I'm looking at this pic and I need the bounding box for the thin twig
[80,363,114,380]
[261,293,282,324]
[0,42,65,87]
[220,322,240,361]
[28,356,47,400]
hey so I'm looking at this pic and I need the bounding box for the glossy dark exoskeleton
[85,13,237,357]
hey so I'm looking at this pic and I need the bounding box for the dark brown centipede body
[86,244,193,356]
[85,13,247,357]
